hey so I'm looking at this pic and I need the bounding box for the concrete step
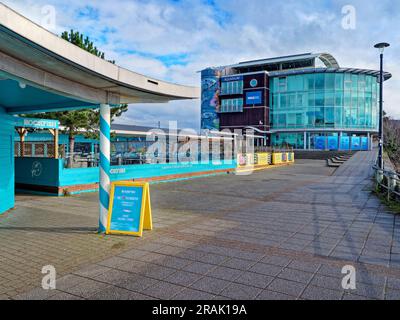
[326,158,341,167]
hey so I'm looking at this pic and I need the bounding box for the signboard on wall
[221,76,243,82]
[106,182,152,237]
[246,91,262,105]
[14,117,60,129]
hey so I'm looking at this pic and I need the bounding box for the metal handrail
[372,164,400,201]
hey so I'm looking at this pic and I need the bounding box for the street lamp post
[374,42,390,169]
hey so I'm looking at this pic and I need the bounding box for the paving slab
[2,151,400,300]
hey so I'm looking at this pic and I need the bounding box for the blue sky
[4,0,400,129]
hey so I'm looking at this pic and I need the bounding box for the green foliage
[373,188,400,214]
[61,30,115,64]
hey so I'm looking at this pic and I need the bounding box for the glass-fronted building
[200,53,392,150]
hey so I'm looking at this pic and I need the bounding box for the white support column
[99,104,111,232]
[303,132,307,150]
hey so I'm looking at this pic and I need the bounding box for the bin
[272,153,282,165]
[257,153,270,166]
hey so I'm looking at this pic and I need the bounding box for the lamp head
[374,42,390,53]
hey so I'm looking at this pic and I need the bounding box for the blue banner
[361,137,369,151]
[327,136,339,150]
[315,136,326,150]
[340,136,350,150]
[109,185,143,233]
[351,137,361,150]
[246,91,262,105]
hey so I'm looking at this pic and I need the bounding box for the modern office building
[200,53,392,150]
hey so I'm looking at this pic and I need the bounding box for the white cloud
[3,0,400,123]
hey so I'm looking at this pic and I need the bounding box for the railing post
[388,172,397,202]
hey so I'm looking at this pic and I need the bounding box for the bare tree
[384,115,400,171]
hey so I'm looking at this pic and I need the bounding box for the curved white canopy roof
[214,52,340,70]
[0,3,199,113]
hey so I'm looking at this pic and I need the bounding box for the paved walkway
[2,151,400,300]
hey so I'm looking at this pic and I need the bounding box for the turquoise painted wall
[15,158,236,190]
[15,157,60,186]
[14,132,98,144]
[60,161,236,187]
[0,107,15,214]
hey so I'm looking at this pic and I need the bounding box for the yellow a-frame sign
[142,183,153,232]
[106,181,152,237]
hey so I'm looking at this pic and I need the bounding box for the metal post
[367,132,371,151]
[49,129,59,159]
[303,132,307,150]
[16,128,27,157]
[378,52,384,169]
[99,104,111,232]
[54,129,59,159]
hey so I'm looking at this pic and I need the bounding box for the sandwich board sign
[106,182,152,237]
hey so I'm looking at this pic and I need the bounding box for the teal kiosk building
[0,3,200,226]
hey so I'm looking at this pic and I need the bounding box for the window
[335,108,343,127]
[325,107,334,125]
[278,77,287,92]
[335,74,344,91]
[220,98,243,113]
[306,74,315,90]
[325,74,335,90]
[315,74,325,90]
[287,75,303,92]
[344,73,352,91]
[325,91,334,106]
[315,92,324,107]
[296,93,304,107]
[315,107,325,127]
[365,76,372,92]
[280,94,287,108]
[287,113,296,127]
[351,74,358,92]
[296,113,303,126]
[278,114,286,126]
[335,91,343,107]
[220,80,243,95]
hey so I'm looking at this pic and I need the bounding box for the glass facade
[271,132,371,151]
[270,72,379,130]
